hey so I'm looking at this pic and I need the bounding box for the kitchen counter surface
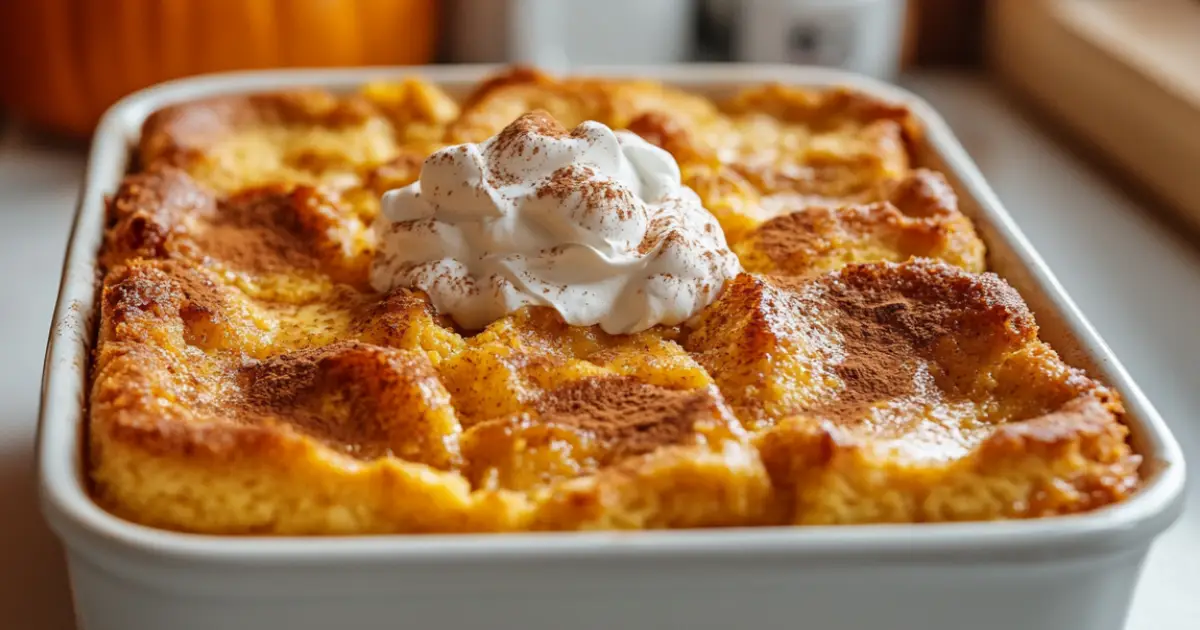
[903,74,1199,630]
[0,72,1195,629]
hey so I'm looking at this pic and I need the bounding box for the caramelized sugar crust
[89,67,1139,534]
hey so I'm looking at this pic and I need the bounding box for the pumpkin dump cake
[89,68,1140,534]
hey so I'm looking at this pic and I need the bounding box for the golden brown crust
[88,67,1141,535]
[735,169,986,276]
[105,166,373,300]
[447,66,722,145]
[685,260,1121,441]
[722,84,921,136]
[141,91,380,169]
[242,342,462,467]
[624,88,927,246]
[103,167,217,268]
[138,83,458,194]
[462,377,746,492]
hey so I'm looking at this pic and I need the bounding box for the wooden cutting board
[988,0,1200,232]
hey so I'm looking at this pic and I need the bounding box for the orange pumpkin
[0,0,438,137]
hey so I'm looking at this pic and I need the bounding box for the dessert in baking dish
[89,67,1139,534]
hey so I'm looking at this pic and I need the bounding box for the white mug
[734,0,908,81]
[448,0,697,69]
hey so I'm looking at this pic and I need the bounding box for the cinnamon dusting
[241,341,458,467]
[535,377,731,464]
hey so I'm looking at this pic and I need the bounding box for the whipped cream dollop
[371,111,740,334]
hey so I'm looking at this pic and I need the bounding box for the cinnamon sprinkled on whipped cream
[371,111,740,334]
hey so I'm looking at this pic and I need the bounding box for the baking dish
[38,64,1186,630]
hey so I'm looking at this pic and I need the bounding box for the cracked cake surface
[88,67,1140,534]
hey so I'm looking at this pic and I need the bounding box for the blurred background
[0,1,1196,629]
[0,0,1195,230]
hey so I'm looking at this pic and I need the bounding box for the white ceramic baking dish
[38,65,1186,630]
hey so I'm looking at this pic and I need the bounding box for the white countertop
[0,73,1195,629]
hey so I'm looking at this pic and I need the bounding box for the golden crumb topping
[87,67,1140,535]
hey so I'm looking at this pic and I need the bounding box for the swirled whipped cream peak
[370,110,741,334]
